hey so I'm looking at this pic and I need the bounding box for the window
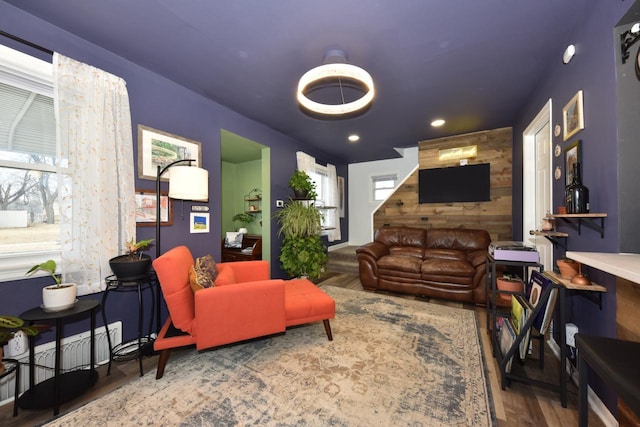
[372,174,397,201]
[0,45,59,280]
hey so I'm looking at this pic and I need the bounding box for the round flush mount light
[632,22,640,34]
[348,134,360,142]
[297,50,375,116]
[562,44,576,64]
[430,119,446,127]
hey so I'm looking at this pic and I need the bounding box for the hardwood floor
[0,272,606,426]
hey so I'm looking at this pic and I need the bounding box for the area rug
[46,286,495,426]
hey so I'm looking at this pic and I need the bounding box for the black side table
[102,272,159,377]
[19,299,100,416]
[0,358,20,416]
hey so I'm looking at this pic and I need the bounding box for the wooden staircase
[326,246,359,275]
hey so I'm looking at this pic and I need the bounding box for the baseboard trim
[547,338,618,427]
[327,242,350,251]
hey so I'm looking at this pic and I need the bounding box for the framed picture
[564,140,581,186]
[337,176,345,218]
[190,212,210,233]
[562,90,584,141]
[135,189,173,226]
[137,124,202,181]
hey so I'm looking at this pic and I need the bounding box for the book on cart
[497,316,515,373]
[527,270,559,335]
[511,294,533,360]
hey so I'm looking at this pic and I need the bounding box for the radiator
[0,321,122,406]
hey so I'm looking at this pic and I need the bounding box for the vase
[496,277,524,303]
[557,259,580,280]
[109,254,152,281]
[42,283,77,312]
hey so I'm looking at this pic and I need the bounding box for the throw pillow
[224,231,244,248]
[189,254,218,292]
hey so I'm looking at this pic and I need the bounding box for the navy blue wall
[0,3,348,345]
[512,0,632,413]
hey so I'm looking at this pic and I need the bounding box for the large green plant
[288,170,317,200]
[274,200,327,278]
[279,235,328,279]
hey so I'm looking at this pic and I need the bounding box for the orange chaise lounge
[151,245,335,379]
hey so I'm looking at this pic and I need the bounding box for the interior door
[523,101,553,271]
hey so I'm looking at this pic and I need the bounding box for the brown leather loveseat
[356,226,492,305]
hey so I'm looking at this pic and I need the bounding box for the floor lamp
[156,159,209,259]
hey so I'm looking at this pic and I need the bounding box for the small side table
[19,299,100,416]
[0,358,20,416]
[102,272,159,377]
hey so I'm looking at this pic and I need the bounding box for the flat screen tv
[419,163,491,203]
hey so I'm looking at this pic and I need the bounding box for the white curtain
[296,151,315,174]
[326,163,341,242]
[296,151,342,242]
[54,53,136,295]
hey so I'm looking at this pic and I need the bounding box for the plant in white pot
[232,212,255,234]
[108,238,154,281]
[26,260,77,312]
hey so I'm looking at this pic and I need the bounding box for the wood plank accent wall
[373,127,513,242]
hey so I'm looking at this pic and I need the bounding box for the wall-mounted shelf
[544,270,607,309]
[551,213,607,238]
[529,230,569,249]
[244,196,262,214]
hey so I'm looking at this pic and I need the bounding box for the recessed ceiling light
[431,119,446,127]
[632,23,640,34]
[562,44,575,64]
[348,134,360,142]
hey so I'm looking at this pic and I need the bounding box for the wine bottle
[570,162,589,213]
[565,172,575,214]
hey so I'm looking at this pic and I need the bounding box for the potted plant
[26,260,78,312]
[288,170,318,200]
[495,274,524,303]
[232,212,255,234]
[108,238,154,281]
[274,199,327,278]
[0,315,47,373]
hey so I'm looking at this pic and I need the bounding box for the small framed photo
[190,212,210,233]
[135,189,173,226]
[562,90,584,141]
[137,124,202,181]
[564,140,581,186]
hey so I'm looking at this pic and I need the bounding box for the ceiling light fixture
[562,44,576,64]
[348,134,360,142]
[297,49,375,116]
[431,119,446,127]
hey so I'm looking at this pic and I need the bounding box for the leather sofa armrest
[194,279,286,349]
[467,249,489,268]
[356,241,389,260]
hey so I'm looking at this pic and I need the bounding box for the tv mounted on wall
[419,163,491,203]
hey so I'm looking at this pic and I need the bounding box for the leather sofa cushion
[378,254,422,273]
[423,248,466,261]
[421,258,475,277]
[375,226,426,248]
[389,246,424,258]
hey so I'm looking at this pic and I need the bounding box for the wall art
[135,189,173,226]
[562,90,584,141]
[138,124,202,181]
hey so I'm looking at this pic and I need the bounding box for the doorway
[220,129,270,262]
[522,100,553,270]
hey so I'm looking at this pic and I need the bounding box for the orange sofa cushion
[285,278,336,327]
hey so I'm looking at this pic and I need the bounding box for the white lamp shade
[168,165,209,201]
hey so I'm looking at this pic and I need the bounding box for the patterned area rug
[47,286,495,426]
